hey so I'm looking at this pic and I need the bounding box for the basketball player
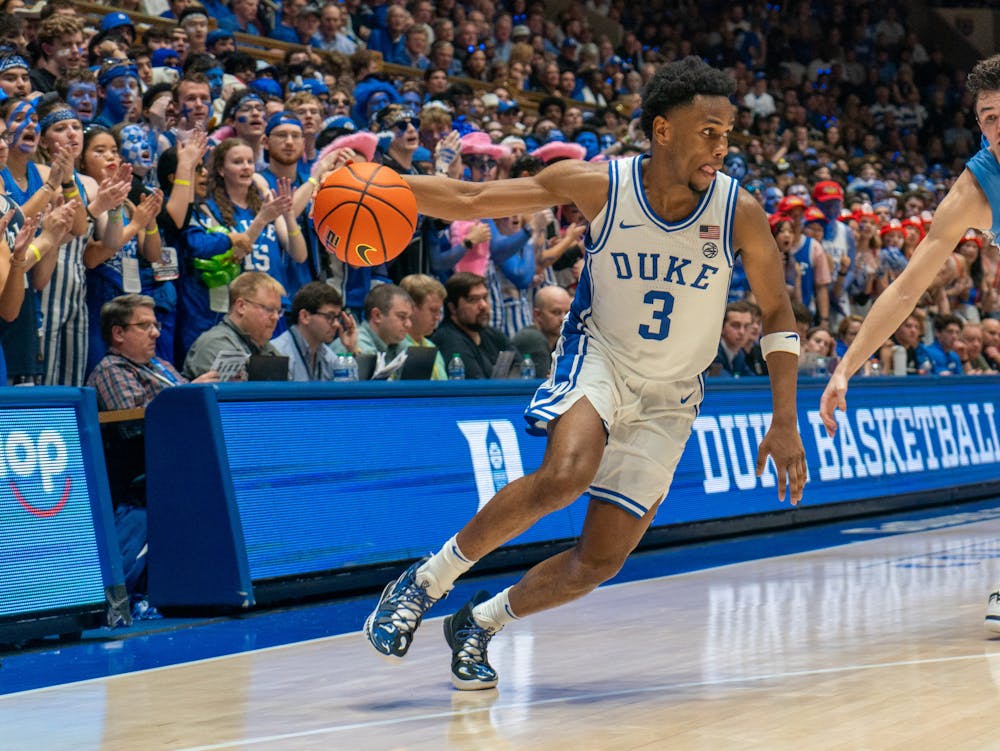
[817,54,1000,632]
[364,57,807,690]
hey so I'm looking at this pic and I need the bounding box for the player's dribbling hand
[756,425,806,505]
[819,371,848,437]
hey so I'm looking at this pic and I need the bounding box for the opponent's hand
[819,371,849,437]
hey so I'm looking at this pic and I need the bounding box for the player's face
[452,284,490,331]
[409,293,443,340]
[976,90,1000,152]
[655,95,733,193]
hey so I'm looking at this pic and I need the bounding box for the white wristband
[760,331,801,358]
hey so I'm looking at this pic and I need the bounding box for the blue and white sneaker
[986,589,1000,633]
[364,558,443,657]
[443,591,499,690]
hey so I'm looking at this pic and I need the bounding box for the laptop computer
[354,353,377,381]
[399,346,438,380]
[246,354,290,381]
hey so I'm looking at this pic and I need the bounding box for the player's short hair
[640,56,735,138]
[968,54,1000,106]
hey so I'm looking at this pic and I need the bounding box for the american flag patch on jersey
[699,225,720,239]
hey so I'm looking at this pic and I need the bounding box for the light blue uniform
[525,155,740,517]
[968,146,1000,241]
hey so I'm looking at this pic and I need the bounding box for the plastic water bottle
[892,345,907,376]
[345,352,359,381]
[520,354,535,379]
[333,352,350,382]
[447,353,465,380]
[813,356,828,378]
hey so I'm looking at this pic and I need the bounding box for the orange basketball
[312,162,418,267]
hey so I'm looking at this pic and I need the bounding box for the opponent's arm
[733,191,806,505]
[834,169,989,379]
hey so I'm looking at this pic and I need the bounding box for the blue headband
[265,111,302,136]
[39,108,78,133]
[0,55,28,74]
[98,63,139,88]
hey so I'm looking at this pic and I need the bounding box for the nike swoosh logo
[680,390,696,404]
[618,220,642,230]
[785,334,799,340]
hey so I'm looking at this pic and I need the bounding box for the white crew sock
[417,534,476,598]
[472,586,519,633]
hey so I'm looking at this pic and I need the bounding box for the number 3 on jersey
[639,290,674,341]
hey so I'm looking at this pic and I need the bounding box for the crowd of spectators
[0,0,991,407]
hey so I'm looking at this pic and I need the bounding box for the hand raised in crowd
[313,147,355,181]
[561,222,587,248]
[40,199,78,240]
[464,221,491,246]
[133,189,164,229]
[89,163,133,216]
[260,178,294,224]
[435,130,462,178]
[46,145,76,191]
[10,211,40,259]
[176,129,208,172]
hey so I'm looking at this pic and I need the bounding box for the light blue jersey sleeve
[966,146,1000,239]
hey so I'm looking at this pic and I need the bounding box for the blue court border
[3,496,1000,696]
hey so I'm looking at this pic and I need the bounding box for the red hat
[961,229,982,248]
[812,180,844,203]
[853,202,877,223]
[804,206,827,224]
[838,208,855,223]
[879,218,904,237]
[776,195,806,214]
[901,216,925,239]
[768,212,791,234]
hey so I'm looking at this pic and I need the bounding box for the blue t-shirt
[967,146,1000,240]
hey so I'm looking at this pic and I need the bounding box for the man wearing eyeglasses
[87,294,219,413]
[182,271,286,380]
[272,282,358,381]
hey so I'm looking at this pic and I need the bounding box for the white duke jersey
[568,155,739,381]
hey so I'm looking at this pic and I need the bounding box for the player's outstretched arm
[819,168,991,436]
[734,192,807,504]
[403,160,608,222]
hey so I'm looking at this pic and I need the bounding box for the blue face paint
[7,101,37,152]
[103,75,139,120]
[236,116,248,123]
[206,67,223,101]
[120,123,154,170]
[575,131,599,160]
[67,83,98,124]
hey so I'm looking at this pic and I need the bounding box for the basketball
[312,162,419,267]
